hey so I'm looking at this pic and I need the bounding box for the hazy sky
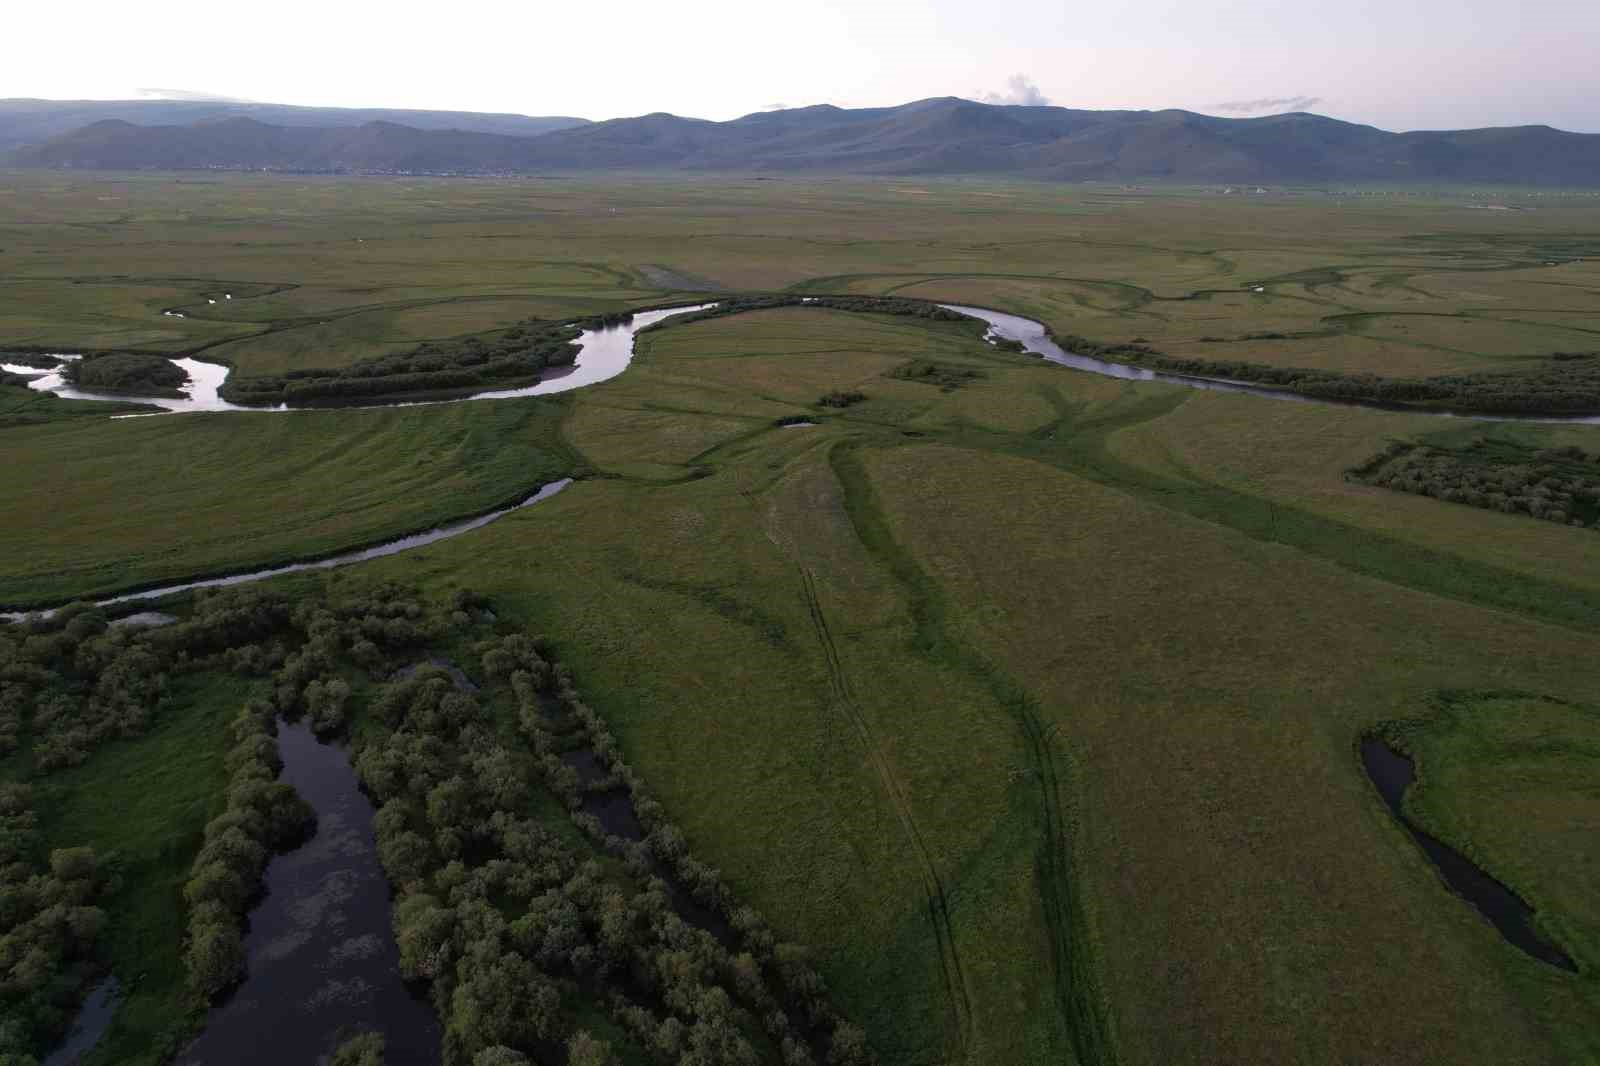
[9,0,1599,132]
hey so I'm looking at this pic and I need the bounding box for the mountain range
[0,98,589,153]
[6,96,1598,185]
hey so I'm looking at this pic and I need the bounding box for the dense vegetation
[180,704,314,998]
[887,360,985,391]
[1348,438,1600,527]
[1,580,876,1065]
[358,622,875,1065]
[221,317,584,405]
[1058,332,1600,415]
[62,353,187,396]
[0,355,66,370]
[0,783,111,1062]
[645,296,974,333]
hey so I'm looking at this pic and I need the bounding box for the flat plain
[2,172,1599,1066]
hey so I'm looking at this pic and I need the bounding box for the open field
[4,175,1600,1066]
[0,397,574,607]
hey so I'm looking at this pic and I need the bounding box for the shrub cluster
[222,319,583,406]
[0,784,110,1061]
[0,605,171,771]
[346,626,873,1066]
[1058,331,1600,415]
[62,353,187,394]
[643,295,971,333]
[816,391,865,409]
[182,701,315,998]
[1347,438,1600,527]
[888,360,985,391]
[508,642,873,1066]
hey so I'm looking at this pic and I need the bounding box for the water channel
[1360,737,1577,972]
[176,719,442,1065]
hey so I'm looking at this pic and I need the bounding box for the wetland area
[4,174,1598,1066]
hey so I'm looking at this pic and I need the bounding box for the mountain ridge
[8,96,1599,185]
[0,98,590,153]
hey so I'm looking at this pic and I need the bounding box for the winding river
[7,303,715,415]
[8,298,1598,621]
[939,304,1600,426]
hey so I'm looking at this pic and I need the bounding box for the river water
[939,303,1600,426]
[13,304,714,415]
[178,719,441,1065]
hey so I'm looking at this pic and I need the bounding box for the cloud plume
[136,87,255,103]
[1213,95,1323,114]
[979,75,1052,107]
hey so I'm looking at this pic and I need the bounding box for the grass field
[0,397,576,607]
[4,174,1600,1066]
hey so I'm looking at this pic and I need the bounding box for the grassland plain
[5,175,1600,1065]
[0,397,576,607]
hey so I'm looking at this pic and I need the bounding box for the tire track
[796,564,975,1060]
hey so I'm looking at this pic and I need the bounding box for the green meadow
[3,172,1599,1066]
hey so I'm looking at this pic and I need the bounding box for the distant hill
[9,97,1600,185]
[0,98,589,153]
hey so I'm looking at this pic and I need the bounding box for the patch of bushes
[817,391,865,409]
[1059,331,1600,415]
[344,622,874,1066]
[0,784,111,1061]
[642,294,972,333]
[1347,437,1600,527]
[0,353,65,370]
[889,360,986,391]
[62,353,187,395]
[182,701,315,998]
[222,318,584,406]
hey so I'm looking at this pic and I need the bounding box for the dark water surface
[178,720,441,1065]
[1360,737,1577,972]
[40,977,120,1066]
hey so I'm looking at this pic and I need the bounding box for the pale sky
[10,0,1599,133]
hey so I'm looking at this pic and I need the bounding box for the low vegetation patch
[817,390,866,409]
[1348,438,1600,527]
[888,359,986,391]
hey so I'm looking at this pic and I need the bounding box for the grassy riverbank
[4,175,1600,1066]
[0,397,577,608]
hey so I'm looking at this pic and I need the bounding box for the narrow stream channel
[1,479,572,622]
[1360,737,1577,972]
[941,303,1600,426]
[178,719,442,1066]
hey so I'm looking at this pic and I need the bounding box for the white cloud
[979,74,1051,107]
[136,87,255,103]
